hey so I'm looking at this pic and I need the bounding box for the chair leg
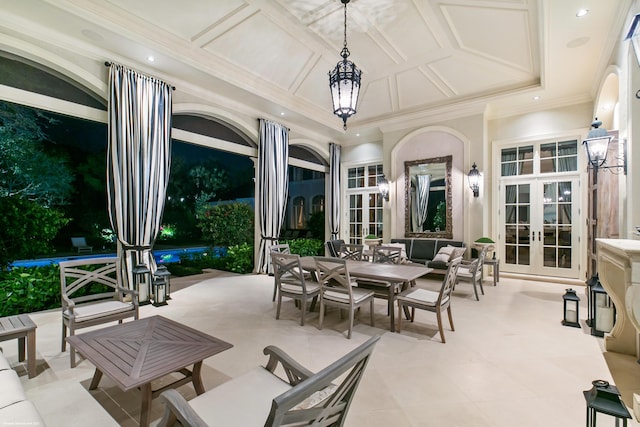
[61,323,67,352]
[436,310,446,343]
[318,299,324,330]
[447,306,455,331]
[272,282,277,302]
[478,275,485,295]
[70,346,76,368]
[310,296,317,312]
[397,302,402,332]
[472,279,480,301]
[369,299,374,327]
[300,298,306,326]
[347,307,354,339]
[276,294,282,320]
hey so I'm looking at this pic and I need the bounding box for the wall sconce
[377,174,389,201]
[582,118,626,174]
[625,13,640,98]
[467,163,480,197]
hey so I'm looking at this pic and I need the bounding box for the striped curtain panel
[256,119,289,274]
[329,143,341,239]
[107,63,173,289]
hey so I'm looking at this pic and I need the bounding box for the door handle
[538,231,541,241]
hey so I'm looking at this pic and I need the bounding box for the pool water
[10,246,211,269]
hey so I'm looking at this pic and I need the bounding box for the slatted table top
[300,257,433,283]
[0,314,36,337]
[66,315,233,391]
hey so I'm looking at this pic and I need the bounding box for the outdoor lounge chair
[70,237,93,254]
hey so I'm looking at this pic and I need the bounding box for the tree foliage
[0,102,74,206]
[198,202,254,247]
[0,196,70,269]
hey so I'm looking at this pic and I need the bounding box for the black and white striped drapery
[256,119,289,274]
[412,174,431,232]
[107,63,172,289]
[329,143,341,239]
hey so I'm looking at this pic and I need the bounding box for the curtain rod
[104,61,175,90]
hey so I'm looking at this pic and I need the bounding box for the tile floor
[4,271,640,427]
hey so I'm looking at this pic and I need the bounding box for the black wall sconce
[377,174,389,201]
[467,163,480,197]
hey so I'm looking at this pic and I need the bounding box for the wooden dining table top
[299,256,433,283]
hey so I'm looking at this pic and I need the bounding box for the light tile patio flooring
[4,271,640,426]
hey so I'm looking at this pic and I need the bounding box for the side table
[484,257,500,286]
[0,314,37,378]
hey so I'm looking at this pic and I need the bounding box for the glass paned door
[500,178,579,278]
[346,164,383,245]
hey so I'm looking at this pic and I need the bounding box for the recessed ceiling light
[533,96,540,101]
[280,112,285,116]
[147,55,155,62]
[576,9,589,18]
[356,133,360,137]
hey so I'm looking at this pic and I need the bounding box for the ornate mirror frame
[404,155,453,238]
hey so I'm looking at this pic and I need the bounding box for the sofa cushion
[447,245,467,260]
[0,400,45,426]
[0,353,11,371]
[427,260,449,271]
[409,239,437,262]
[390,239,413,259]
[0,370,26,409]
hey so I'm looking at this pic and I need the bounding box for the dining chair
[356,246,403,317]
[325,239,345,257]
[339,243,364,261]
[314,257,375,339]
[455,245,489,301]
[271,252,320,326]
[270,244,291,301]
[396,257,461,343]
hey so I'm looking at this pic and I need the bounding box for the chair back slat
[313,257,353,299]
[372,246,401,264]
[440,257,462,305]
[339,244,363,261]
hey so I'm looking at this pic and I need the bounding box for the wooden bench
[157,335,380,427]
[60,257,139,368]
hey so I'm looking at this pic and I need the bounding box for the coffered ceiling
[0,0,632,143]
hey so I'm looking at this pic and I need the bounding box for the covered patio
[5,272,640,426]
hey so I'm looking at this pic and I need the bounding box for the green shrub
[283,238,323,256]
[0,265,60,316]
[198,202,254,247]
[0,196,70,269]
[307,211,325,239]
[226,243,254,274]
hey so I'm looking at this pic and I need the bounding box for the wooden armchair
[158,335,379,427]
[455,245,489,301]
[60,257,139,368]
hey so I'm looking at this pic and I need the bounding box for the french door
[500,176,580,278]
[346,164,383,244]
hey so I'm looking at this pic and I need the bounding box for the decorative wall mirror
[404,155,452,238]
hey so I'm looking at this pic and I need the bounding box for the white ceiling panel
[397,68,448,110]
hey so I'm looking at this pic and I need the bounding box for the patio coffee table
[66,315,233,426]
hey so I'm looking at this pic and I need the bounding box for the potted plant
[363,234,382,247]
[474,237,496,258]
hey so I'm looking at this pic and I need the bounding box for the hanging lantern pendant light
[328,0,362,131]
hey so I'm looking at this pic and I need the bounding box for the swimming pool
[10,246,211,269]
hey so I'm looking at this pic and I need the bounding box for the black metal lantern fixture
[583,380,631,427]
[467,163,481,197]
[328,0,361,131]
[586,274,615,337]
[562,288,580,328]
[583,118,613,170]
[154,265,172,304]
[132,262,151,306]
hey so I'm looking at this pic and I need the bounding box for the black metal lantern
[328,0,361,130]
[152,275,168,307]
[583,380,631,427]
[562,288,580,328]
[132,262,151,306]
[467,163,481,197]
[154,265,172,302]
[587,274,615,337]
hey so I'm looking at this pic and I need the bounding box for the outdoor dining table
[299,257,433,332]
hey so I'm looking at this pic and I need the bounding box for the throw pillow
[447,245,466,260]
[432,246,454,263]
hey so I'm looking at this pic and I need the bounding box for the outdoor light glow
[147,55,155,62]
[576,9,589,18]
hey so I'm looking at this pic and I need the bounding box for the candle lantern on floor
[562,288,581,328]
[152,267,170,307]
[583,379,631,426]
[587,274,615,337]
[132,263,151,306]
[155,265,172,300]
